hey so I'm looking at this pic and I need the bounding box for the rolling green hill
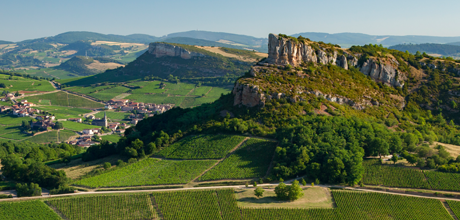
[62,43,256,86]
[0,40,13,44]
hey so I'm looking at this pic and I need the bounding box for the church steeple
[104,111,108,127]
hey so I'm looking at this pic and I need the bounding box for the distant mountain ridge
[291,32,460,47]
[389,43,460,57]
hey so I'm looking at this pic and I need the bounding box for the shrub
[254,187,265,198]
[16,183,41,197]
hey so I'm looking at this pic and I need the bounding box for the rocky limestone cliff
[359,58,406,87]
[263,34,350,69]
[233,33,408,108]
[148,42,205,59]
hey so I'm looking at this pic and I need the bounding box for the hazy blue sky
[1,0,460,41]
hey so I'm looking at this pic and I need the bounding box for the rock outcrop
[148,42,205,59]
[232,82,265,108]
[359,59,405,87]
[263,34,351,69]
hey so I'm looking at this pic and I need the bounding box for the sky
[1,0,460,42]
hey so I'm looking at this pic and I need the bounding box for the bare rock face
[148,43,204,59]
[359,59,406,87]
[232,82,265,107]
[336,55,348,70]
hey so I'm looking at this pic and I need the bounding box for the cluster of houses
[0,99,39,117]
[0,93,16,102]
[105,99,173,115]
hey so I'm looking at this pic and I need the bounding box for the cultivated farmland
[74,159,216,188]
[156,134,246,159]
[48,193,157,220]
[199,138,277,181]
[0,200,61,220]
[26,91,103,108]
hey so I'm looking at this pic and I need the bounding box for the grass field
[101,134,121,143]
[61,121,101,131]
[26,91,103,108]
[47,194,157,220]
[35,106,91,119]
[199,138,277,181]
[236,186,333,209]
[156,134,246,159]
[74,159,216,188]
[0,200,61,220]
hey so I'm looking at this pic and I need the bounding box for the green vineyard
[363,159,460,191]
[0,200,61,220]
[199,138,277,181]
[156,134,246,159]
[47,194,157,220]
[4,189,457,220]
[74,159,216,188]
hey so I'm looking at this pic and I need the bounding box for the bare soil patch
[235,186,333,209]
[430,142,460,158]
[91,41,146,48]
[85,60,124,72]
[50,154,124,180]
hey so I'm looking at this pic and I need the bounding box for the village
[0,93,174,148]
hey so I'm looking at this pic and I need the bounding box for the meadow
[199,138,277,181]
[101,134,121,143]
[156,134,246,159]
[74,159,216,188]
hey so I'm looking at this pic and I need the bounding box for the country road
[3,181,460,203]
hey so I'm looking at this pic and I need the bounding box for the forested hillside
[390,43,460,57]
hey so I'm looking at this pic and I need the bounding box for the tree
[288,180,304,201]
[416,158,426,168]
[14,91,20,97]
[370,138,389,158]
[0,83,5,88]
[391,153,398,164]
[253,182,257,187]
[103,162,111,170]
[274,182,289,200]
[145,142,156,155]
[54,122,63,129]
[301,178,307,186]
[254,187,265,198]
[131,139,144,150]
